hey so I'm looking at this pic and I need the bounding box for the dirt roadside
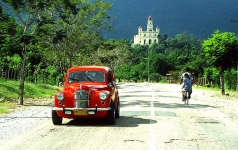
[192,88,238,123]
[4,98,53,115]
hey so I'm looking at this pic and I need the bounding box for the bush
[225,69,237,90]
[205,84,211,88]
[149,73,162,82]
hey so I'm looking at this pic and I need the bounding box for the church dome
[148,15,152,20]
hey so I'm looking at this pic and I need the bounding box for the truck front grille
[74,90,89,108]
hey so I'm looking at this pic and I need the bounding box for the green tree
[90,39,132,75]
[2,0,79,104]
[0,6,19,78]
[202,30,238,94]
[6,54,21,80]
[204,67,219,87]
[150,53,172,76]
[224,68,237,90]
[115,63,131,81]
[37,0,113,76]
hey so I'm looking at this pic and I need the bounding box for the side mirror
[59,82,64,87]
[108,81,116,87]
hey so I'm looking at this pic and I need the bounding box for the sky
[103,0,238,40]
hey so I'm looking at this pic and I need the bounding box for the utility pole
[148,49,150,82]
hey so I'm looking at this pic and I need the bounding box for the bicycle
[182,91,189,105]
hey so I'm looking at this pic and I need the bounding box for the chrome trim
[52,107,111,111]
[74,90,89,108]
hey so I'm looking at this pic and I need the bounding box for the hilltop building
[133,15,160,45]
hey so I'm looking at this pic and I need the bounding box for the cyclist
[181,73,192,100]
[180,68,193,100]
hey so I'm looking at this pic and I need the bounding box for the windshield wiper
[84,74,94,82]
[68,77,79,82]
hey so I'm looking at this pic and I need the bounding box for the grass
[0,78,60,114]
[193,85,220,91]
[193,84,238,93]
[193,84,238,100]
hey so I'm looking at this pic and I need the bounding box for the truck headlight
[99,92,108,100]
[56,92,64,101]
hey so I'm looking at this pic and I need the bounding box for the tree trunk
[14,69,16,80]
[43,71,45,84]
[7,68,10,79]
[35,74,38,84]
[219,66,225,95]
[18,43,27,105]
[11,68,13,80]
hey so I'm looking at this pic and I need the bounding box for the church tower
[133,15,160,45]
[147,16,153,31]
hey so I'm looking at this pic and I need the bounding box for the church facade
[133,15,160,45]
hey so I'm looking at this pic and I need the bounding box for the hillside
[103,0,238,40]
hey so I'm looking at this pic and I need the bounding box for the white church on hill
[133,15,160,45]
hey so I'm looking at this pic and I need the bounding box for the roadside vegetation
[193,86,238,103]
[0,78,60,114]
[1,0,238,106]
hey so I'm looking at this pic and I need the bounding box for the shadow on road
[120,100,216,109]
[155,102,216,109]
[64,116,156,127]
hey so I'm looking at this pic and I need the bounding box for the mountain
[103,0,238,40]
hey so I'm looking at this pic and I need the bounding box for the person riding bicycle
[180,68,193,100]
[181,73,192,100]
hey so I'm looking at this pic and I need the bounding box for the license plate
[74,110,88,115]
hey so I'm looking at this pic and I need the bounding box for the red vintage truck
[51,66,120,125]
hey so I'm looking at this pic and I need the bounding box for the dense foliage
[202,30,238,94]
[1,1,238,103]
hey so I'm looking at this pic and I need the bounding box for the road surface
[0,83,238,150]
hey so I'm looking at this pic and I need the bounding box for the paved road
[0,83,238,150]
